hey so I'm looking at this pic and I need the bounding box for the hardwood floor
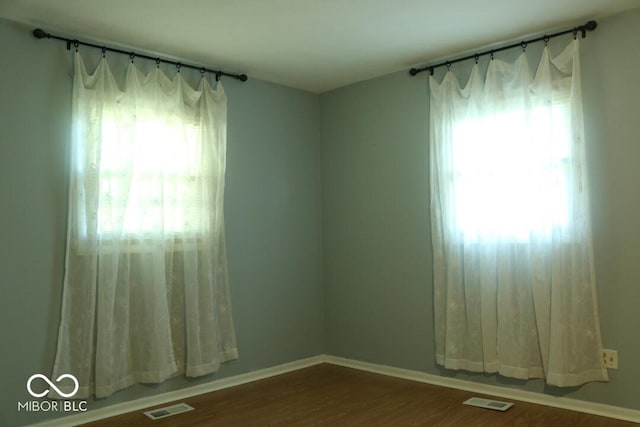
[82,364,637,426]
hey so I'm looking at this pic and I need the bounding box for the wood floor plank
[82,364,638,426]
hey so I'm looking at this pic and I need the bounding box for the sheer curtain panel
[51,53,238,398]
[429,39,608,386]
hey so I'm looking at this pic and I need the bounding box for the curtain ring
[200,67,206,78]
[215,71,222,82]
[101,47,106,58]
[573,28,578,40]
[445,61,451,71]
[176,63,181,73]
[129,53,135,63]
[520,41,527,52]
[543,36,550,46]
[490,51,494,60]
[156,58,160,68]
[73,40,79,52]
[474,54,479,64]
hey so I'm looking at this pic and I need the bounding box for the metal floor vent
[463,397,514,412]
[144,403,194,420]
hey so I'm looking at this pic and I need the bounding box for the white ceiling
[1,0,638,93]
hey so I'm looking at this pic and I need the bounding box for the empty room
[1,1,639,426]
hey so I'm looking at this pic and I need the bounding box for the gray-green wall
[321,8,640,411]
[0,18,324,427]
[2,7,640,427]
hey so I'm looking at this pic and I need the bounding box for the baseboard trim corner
[29,354,640,425]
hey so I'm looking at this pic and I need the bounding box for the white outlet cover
[602,349,618,369]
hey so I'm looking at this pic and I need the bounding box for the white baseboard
[30,354,640,425]
[323,355,640,424]
[30,356,324,427]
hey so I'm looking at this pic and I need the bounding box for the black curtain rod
[32,28,248,82]
[409,20,597,77]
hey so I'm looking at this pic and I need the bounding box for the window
[450,101,572,243]
[97,112,208,238]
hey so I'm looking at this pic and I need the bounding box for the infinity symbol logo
[27,374,79,398]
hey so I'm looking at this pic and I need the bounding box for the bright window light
[97,112,207,237]
[451,103,571,242]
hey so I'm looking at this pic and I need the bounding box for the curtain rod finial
[239,74,248,82]
[32,28,48,39]
[409,68,419,76]
[579,20,597,39]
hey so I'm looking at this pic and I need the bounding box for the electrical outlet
[602,349,618,369]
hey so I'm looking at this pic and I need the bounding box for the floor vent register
[144,403,195,420]
[463,397,514,411]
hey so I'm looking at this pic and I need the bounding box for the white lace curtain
[430,39,608,386]
[52,53,238,398]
